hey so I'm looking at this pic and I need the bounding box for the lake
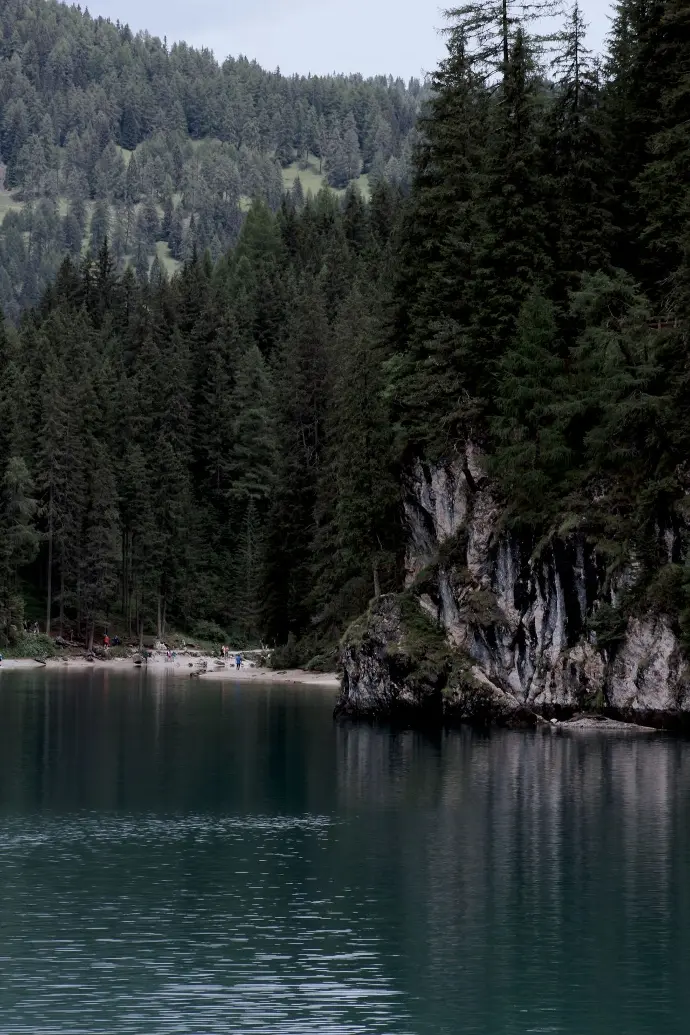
[0,668,688,1034]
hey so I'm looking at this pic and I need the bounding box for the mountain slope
[0,0,423,316]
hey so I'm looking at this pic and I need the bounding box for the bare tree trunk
[59,564,65,637]
[45,488,53,636]
[121,532,127,623]
[502,0,509,65]
[139,616,144,653]
[87,621,94,652]
[373,560,381,600]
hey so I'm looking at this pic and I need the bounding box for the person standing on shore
[235,652,241,671]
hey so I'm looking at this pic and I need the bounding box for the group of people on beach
[221,645,242,669]
[99,633,242,670]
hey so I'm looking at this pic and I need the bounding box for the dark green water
[0,670,689,1034]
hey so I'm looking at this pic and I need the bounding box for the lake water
[0,669,689,1034]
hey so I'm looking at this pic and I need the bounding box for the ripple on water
[0,813,413,1035]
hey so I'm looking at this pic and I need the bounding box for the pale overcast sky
[76,0,615,80]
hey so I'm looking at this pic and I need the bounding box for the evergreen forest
[0,0,423,318]
[1,0,690,664]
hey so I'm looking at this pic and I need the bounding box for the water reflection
[335,723,689,1034]
[0,672,689,1034]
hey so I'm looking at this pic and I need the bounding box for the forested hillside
[1,0,689,665]
[0,0,423,319]
[0,184,402,656]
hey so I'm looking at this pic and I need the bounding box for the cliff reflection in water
[334,722,689,1034]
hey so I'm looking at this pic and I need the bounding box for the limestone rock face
[338,446,690,725]
[337,595,441,719]
[336,594,538,727]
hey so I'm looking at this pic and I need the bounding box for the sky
[75,0,616,80]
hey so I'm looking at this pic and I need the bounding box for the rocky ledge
[336,593,540,727]
[551,715,657,733]
[337,446,690,729]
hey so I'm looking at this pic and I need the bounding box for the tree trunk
[139,616,144,652]
[87,621,94,652]
[157,593,163,642]
[45,488,53,636]
[121,531,127,623]
[502,0,509,66]
[373,560,381,599]
[59,563,65,637]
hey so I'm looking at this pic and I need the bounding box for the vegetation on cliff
[389,0,690,642]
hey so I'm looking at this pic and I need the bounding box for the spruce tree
[264,282,330,642]
[313,284,399,630]
[388,26,488,457]
[635,0,690,313]
[490,290,570,527]
[0,456,39,641]
[447,0,564,72]
[544,4,613,298]
[80,443,120,649]
[470,28,550,373]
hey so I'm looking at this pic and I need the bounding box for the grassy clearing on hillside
[353,173,370,200]
[282,157,371,200]
[155,240,180,275]
[0,190,23,219]
[282,159,326,197]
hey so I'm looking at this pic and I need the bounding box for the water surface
[0,668,688,1034]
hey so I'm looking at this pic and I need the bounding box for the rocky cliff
[336,445,690,727]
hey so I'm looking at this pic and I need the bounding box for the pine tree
[325,124,350,189]
[562,270,672,548]
[470,28,551,371]
[80,442,120,649]
[343,111,362,181]
[264,282,330,642]
[602,0,667,281]
[89,199,111,256]
[227,343,277,514]
[292,175,305,210]
[233,498,265,642]
[388,26,488,456]
[490,290,570,527]
[0,456,39,641]
[447,0,564,72]
[313,284,399,631]
[137,194,160,249]
[120,442,160,643]
[544,4,613,298]
[635,0,690,313]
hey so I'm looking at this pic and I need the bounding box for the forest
[0,0,689,664]
[0,0,423,318]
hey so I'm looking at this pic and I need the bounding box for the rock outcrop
[337,445,690,726]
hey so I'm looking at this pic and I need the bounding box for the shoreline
[0,654,340,687]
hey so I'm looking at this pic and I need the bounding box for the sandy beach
[0,653,339,687]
